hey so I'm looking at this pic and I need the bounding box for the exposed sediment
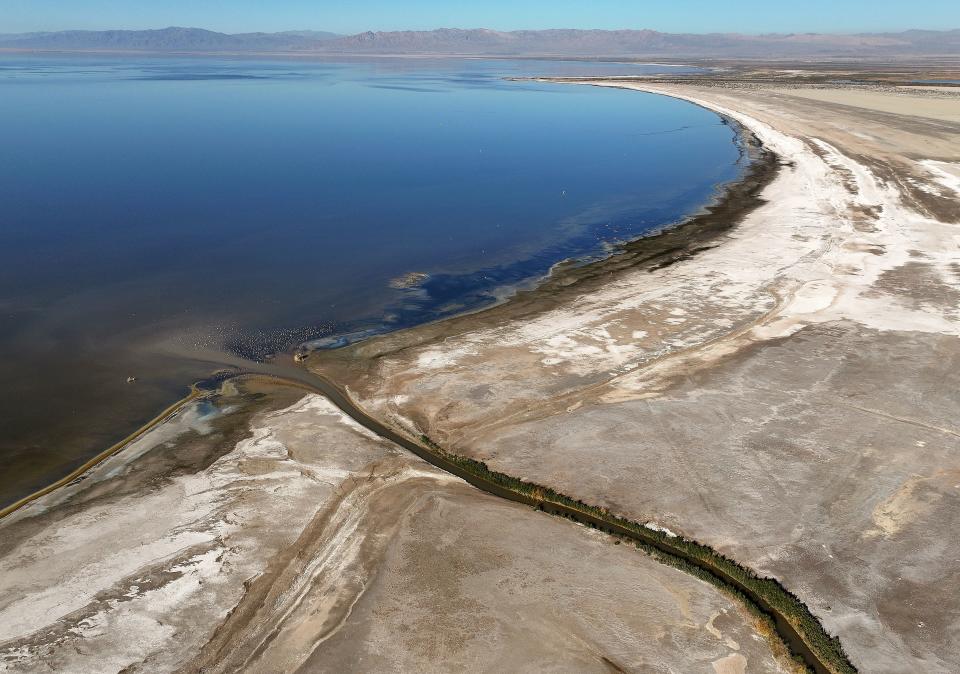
[0,379,785,674]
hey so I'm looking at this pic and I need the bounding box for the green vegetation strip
[253,369,855,674]
[417,433,856,674]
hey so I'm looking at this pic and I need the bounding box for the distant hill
[0,27,342,52]
[317,28,960,58]
[1,26,959,58]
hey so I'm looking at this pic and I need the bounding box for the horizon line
[5,25,959,37]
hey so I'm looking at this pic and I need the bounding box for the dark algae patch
[309,116,778,372]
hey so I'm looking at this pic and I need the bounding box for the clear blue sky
[2,0,958,35]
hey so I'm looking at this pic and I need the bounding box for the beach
[1,70,958,672]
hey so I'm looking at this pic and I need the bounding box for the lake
[0,55,746,506]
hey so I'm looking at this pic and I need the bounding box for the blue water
[0,55,741,350]
[0,55,745,503]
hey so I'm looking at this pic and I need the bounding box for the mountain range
[0,27,341,52]
[1,26,959,58]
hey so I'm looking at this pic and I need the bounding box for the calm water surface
[0,55,744,505]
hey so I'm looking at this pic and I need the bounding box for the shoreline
[310,78,958,673]
[305,109,764,352]
[0,89,768,513]
[0,86,777,521]
[291,83,854,672]
[0,387,203,520]
[0,87,832,668]
[306,112,778,370]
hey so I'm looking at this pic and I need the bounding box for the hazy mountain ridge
[0,27,342,51]
[322,27,960,56]
[1,26,959,57]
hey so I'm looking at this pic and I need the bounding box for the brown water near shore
[0,348,215,509]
